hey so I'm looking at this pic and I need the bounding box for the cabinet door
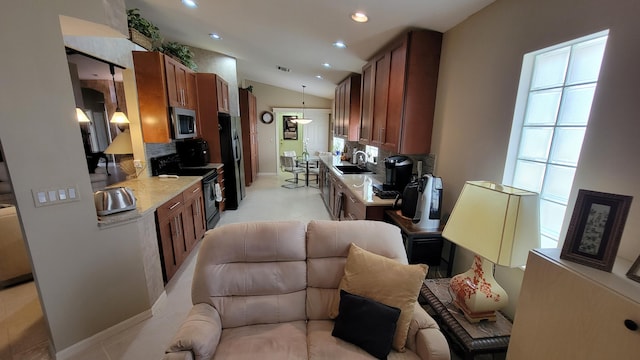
[216,77,230,113]
[183,195,204,250]
[383,41,408,152]
[359,62,375,143]
[372,54,390,146]
[164,56,181,108]
[343,192,366,220]
[157,216,178,281]
[185,71,198,110]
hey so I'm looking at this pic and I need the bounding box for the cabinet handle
[169,201,181,210]
[192,187,200,193]
[624,319,638,331]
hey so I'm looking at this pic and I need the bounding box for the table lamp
[442,181,540,322]
[104,129,136,178]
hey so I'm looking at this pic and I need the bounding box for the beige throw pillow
[331,243,427,352]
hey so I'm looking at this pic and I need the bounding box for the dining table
[296,156,320,186]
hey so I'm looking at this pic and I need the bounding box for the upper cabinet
[195,73,231,163]
[133,51,198,143]
[359,29,442,154]
[164,55,197,110]
[216,76,230,114]
[334,74,361,141]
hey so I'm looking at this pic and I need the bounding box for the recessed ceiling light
[322,63,331,68]
[181,0,198,8]
[351,12,368,23]
[333,41,347,49]
[209,33,221,40]
[315,75,323,79]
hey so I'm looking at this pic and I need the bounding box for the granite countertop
[319,156,397,206]
[97,175,202,227]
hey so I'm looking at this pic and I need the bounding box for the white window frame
[503,30,609,249]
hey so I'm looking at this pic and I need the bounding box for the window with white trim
[503,31,609,249]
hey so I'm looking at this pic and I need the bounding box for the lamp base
[449,255,508,323]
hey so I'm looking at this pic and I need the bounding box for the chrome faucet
[354,151,368,167]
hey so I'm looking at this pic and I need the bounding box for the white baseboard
[55,309,152,360]
[151,290,168,315]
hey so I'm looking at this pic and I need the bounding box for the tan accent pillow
[331,243,427,352]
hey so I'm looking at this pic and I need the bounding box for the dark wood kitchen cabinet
[216,76,230,113]
[164,55,197,110]
[359,29,442,154]
[156,182,205,282]
[239,88,258,186]
[334,74,361,141]
[133,51,197,143]
[195,73,231,163]
[182,182,206,251]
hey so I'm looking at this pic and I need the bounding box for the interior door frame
[273,108,331,175]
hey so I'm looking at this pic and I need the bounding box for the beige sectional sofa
[164,220,450,360]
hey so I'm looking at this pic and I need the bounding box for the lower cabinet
[156,182,205,282]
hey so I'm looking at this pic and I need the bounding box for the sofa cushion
[305,220,408,320]
[192,221,308,328]
[333,244,428,352]
[332,290,400,359]
[213,321,308,360]
[308,320,421,360]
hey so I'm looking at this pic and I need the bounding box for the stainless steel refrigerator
[219,114,245,209]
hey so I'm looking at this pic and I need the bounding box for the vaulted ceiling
[122,0,494,98]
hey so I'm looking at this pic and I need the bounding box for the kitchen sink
[334,165,373,174]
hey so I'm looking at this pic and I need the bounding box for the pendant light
[293,85,312,125]
[109,64,130,125]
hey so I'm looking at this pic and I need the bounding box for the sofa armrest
[164,303,222,360]
[406,303,450,360]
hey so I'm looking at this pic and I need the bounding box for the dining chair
[280,155,305,189]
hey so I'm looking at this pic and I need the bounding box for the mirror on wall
[66,49,129,188]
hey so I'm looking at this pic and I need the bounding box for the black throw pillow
[332,289,401,359]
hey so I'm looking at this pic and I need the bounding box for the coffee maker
[382,155,413,191]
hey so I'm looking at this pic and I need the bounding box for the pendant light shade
[109,64,129,124]
[292,85,312,124]
[76,108,91,123]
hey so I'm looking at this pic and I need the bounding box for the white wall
[1,0,152,352]
[432,0,640,318]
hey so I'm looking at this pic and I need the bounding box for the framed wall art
[283,115,298,140]
[560,189,633,272]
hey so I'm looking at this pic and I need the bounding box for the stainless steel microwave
[171,107,197,139]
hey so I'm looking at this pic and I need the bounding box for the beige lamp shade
[443,181,540,267]
[104,130,133,155]
[110,111,130,124]
[76,108,91,123]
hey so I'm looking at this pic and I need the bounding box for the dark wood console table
[421,278,512,360]
[384,209,455,278]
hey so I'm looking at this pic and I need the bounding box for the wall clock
[260,111,274,124]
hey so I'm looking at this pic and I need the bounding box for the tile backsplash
[344,141,436,179]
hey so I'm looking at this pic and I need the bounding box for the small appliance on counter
[176,138,210,167]
[94,187,137,216]
[373,155,413,198]
[412,174,443,230]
